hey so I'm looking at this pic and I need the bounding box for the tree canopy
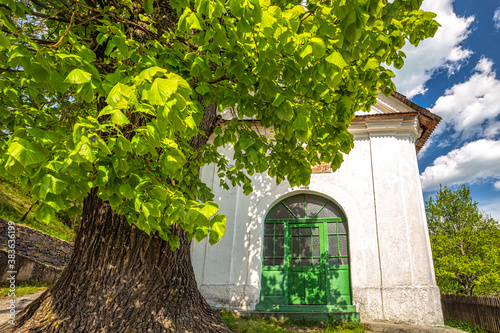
[426,185,500,296]
[0,0,439,248]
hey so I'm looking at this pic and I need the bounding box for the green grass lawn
[0,177,75,242]
[219,309,366,333]
[0,280,51,299]
[444,319,489,333]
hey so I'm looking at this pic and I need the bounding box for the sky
[392,0,500,221]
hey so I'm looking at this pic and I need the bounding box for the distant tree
[426,185,500,296]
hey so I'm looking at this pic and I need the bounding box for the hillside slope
[0,178,75,242]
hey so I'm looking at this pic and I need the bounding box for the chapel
[192,92,444,324]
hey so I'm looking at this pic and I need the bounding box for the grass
[444,319,489,333]
[0,280,51,299]
[0,177,75,242]
[219,309,366,333]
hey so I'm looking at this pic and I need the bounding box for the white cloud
[392,0,474,98]
[479,200,500,222]
[420,139,500,191]
[430,57,500,139]
[494,7,500,30]
[417,137,433,159]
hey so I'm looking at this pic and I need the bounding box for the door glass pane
[316,202,342,218]
[300,236,312,257]
[284,196,305,218]
[301,258,312,266]
[300,228,311,235]
[338,235,348,257]
[329,257,339,265]
[339,257,349,265]
[292,258,300,266]
[264,236,273,257]
[312,227,319,235]
[313,236,320,256]
[275,223,284,235]
[275,237,284,256]
[265,224,274,235]
[328,235,337,256]
[328,222,336,234]
[338,222,347,233]
[292,236,299,257]
[305,195,326,217]
[275,258,284,266]
[313,258,320,266]
[264,258,273,266]
[292,228,299,236]
[268,203,294,219]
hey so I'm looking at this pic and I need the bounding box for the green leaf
[138,66,168,82]
[119,183,135,200]
[310,37,326,58]
[238,135,255,150]
[160,148,186,176]
[111,109,130,126]
[299,44,313,59]
[148,78,178,105]
[0,32,11,49]
[64,69,92,84]
[209,214,226,245]
[8,139,47,166]
[143,0,154,14]
[70,141,95,163]
[325,51,347,69]
[187,12,203,30]
[195,83,211,95]
[106,83,133,107]
[40,174,66,198]
[200,201,219,219]
[293,113,311,132]
[34,204,56,223]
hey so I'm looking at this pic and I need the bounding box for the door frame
[258,193,353,310]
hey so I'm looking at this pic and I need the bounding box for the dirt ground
[0,290,46,326]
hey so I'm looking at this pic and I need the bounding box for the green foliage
[219,309,366,333]
[0,0,439,247]
[426,185,500,296]
[444,319,489,333]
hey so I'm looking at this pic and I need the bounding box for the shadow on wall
[211,171,353,309]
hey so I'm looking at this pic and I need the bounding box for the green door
[258,194,353,310]
[288,223,326,305]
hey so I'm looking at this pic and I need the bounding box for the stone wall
[0,250,62,283]
[0,218,73,268]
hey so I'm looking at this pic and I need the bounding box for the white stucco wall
[192,106,443,325]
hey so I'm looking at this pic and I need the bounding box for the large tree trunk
[3,188,230,332]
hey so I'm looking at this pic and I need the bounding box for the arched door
[258,194,352,309]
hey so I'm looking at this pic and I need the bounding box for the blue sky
[392,0,500,221]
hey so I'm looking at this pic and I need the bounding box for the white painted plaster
[192,96,444,325]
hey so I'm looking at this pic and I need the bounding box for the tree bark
[3,188,230,332]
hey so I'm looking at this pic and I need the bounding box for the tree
[0,0,438,331]
[426,185,500,296]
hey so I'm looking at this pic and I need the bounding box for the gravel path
[0,291,46,326]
